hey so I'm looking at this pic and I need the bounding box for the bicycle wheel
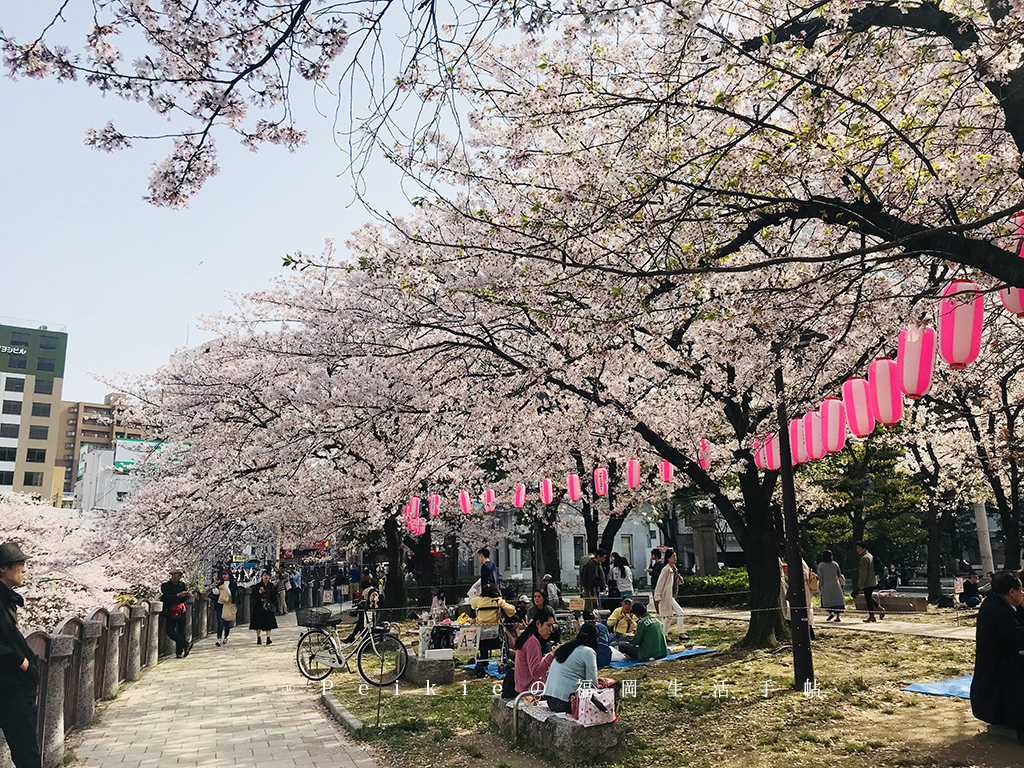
[296,629,336,681]
[356,632,408,686]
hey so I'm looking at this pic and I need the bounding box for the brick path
[71,613,380,768]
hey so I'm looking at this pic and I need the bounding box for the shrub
[676,568,750,607]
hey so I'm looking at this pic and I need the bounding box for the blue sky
[0,7,409,403]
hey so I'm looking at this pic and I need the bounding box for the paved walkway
[687,607,975,641]
[71,613,379,768]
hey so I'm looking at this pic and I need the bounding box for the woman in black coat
[249,571,279,644]
[970,571,1024,737]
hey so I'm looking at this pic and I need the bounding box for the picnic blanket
[901,676,972,699]
[463,661,506,679]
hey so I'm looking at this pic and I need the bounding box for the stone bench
[853,594,928,613]
[489,695,622,760]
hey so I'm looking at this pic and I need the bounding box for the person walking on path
[275,570,289,615]
[854,542,885,622]
[969,571,1024,742]
[0,542,41,768]
[478,548,500,593]
[783,558,817,639]
[654,548,687,641]
[817,550,846,622]
[580,548,607,612]
[647,549,664,590]
[288,568,302,611]
[212,570,239,647]
[160,567,192,658]
[249,571,278,645]
[541,573,561,608]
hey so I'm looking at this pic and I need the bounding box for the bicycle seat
[325,615,346,626]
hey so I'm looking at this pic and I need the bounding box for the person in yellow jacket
[470,583,517,624]
[606,597,638,640]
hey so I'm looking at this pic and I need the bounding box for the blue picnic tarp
[901,676,972,699]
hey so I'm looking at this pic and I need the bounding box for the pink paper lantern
[842,377,876,438]
[803,412,826,461]
[567,473,582,502]
[819,398,846,454]
[764,433,781,471]
[483,488,496,513]
[459,491,472,515]
[402,503,411,522]
[1001,286,1024,317]
[409,496,421,519]
[660,459,673,482]
[429,494,441,517]
[698,438,711,471]
[939,280,983,369]
[789,419,808,465]
[593,467,608,497]
[540,478,554,505]
[896,325,935,400]
[753,436,764,470]
[513,485,526,508]
[868,357,903,425]
[626,458,641,489]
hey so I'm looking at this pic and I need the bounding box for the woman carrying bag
[654,548,687,642]
[249,571,278,645]
[213,570,240,646]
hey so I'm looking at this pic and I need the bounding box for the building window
[4,378,24,393]
[31,402,51,418]
[6,356,26,370]
[0,424,19,439]
[2,401,22,415]
[573,535,586,568]
[9,332,29,346]
[23,472,44,487]
[39,336,59,351]
[36,358,56,373]
[34,380,53,395]
[0,448,16,462]
[26,449,46,463]
[116,491,129,502]
[0,471,13,486]
[28,426,48,440]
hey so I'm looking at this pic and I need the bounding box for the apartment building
[58,394,145,495]
[0,323,67,502]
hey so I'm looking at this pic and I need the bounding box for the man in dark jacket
[160,568,192,658]
[580,548,607,611]
[970,571,1024,740]
[478,548,500,592]
[0,541,41,768]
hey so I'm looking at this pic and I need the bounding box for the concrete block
[403,655,455,686]
[490,695,621,761]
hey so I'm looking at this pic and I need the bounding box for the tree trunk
[735,481,789,648]
[442,530,459,588]
[382,514,406,610]
[925,506,945,603]
[533,508,561,589]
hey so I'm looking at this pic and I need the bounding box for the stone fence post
[303,582,313,608]
[76,620,103,727]
[42,634,76,768]
[184,596,195,645]
[102,611,126,699]
[147,600,162,667]
[197,596,209,640]
[125,605,146,681]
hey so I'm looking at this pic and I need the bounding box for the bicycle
[295,607,408,685]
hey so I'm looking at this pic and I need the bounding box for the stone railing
[0,593,221,768]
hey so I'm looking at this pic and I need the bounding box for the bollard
[125,605,146,681]
[42,634,76,768]
[303,583,313,608]
[198,596,209,639]
[76,620,104,727]
[147,600,162,667]
[102,611,126,699]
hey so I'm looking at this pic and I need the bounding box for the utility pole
[775,365,814,691]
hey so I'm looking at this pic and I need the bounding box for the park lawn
[332,617,1019,768]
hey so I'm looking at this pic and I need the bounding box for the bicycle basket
[295,607,333,627]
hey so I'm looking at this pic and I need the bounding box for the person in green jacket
[854,542,885,622]
[618,603,668,661]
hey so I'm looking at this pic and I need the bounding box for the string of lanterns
[402,277,1017,537]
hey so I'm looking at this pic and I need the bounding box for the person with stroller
[471,583,517,677]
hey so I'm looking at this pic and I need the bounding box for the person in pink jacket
[513,605,558,694]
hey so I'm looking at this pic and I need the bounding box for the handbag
[222,603,237,622]
[838,573,847,587]
[261,601,275,613]
[808,573,820,592]
[168,603,185,619]
[570,688,617,727]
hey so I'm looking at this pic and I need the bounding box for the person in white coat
[654,549,687,641]
[782,558,816,638]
